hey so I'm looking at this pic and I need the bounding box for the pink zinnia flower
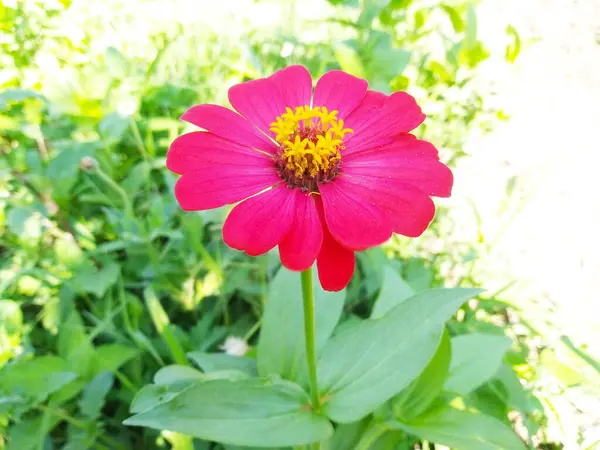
[167,66,453,291]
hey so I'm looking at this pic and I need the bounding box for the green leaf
[144,286,170,332]
[505,25,521,63]
[465,1,477,50]
[0,88,45,109]
[0,356,78,403]
[388,405,526,450]
[329,420,369,449]
[99,112,129,142]
[370,47,411,80]
[58,310,94,376]
[46,143,94,181]
[358,0,391,27]
[335,43,366,78]
[0,300,22,335]
[124,378,333,447]
[153,365,204,385]
[6,414,60,450]
[318,288,481,422]
[257,268,344,383]
[441,5,465,32]
[188,351,257,376]
[70,262,120,298]
[371,266,415,319]
[392,328,451,421]
[78,371,114,419]
[445,333,511,395]
[92,343,138,374]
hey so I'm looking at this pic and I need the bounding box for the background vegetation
[1,0,599,449]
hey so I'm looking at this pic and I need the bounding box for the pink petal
[223,185,296,256]
[315,197,355,292]
[228,77,287,138]
[343,90,387,131]
[336,175,436,237]
[279,191,323,271]
[167,131,273,175]
[319,179,393,250]
[343,136,453,197]
[344,91,426,155]
[174,166,280,211]
[313,70,368,119]
[180,104,277,153]
[269,65,313,110]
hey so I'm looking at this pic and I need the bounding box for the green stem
[300,268,320,412]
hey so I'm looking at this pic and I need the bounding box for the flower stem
[300,268,320,412]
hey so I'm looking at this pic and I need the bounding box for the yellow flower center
[269,105,353,189]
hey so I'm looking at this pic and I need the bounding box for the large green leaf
[78,371,114,419]
[371,266,415,319]
[318,288,480,422]
[0,356,77,403]
[125,378,333,447]
[257,268,344,382]
[388,405,526,450]
[188,351,257,376]
[445,333,511,395]
[392,328,451,421]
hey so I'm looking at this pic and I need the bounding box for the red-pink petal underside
[269,65,313,111]
[167,131,273,175]
[174,167,280,212]
[223,185,297,257]
[279,191,323,271]
[335,175,436,237]
[180,104,277,154]
[228,76,287,139]
[314,196,355,292]
[319,179,393,251]
[343,136,454,197]
[313,70,368,119]
[344,91,426,155]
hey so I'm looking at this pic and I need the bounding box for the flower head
[167,66,453,291]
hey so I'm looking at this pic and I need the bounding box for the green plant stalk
[300,268,320,412]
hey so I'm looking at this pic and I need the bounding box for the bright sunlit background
[1,0,599,449]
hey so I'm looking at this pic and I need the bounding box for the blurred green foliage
[1,0,598,449]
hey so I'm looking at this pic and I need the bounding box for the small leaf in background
[99,111,130,143]
[70,261,120,298]
[105,46,130,78]
[389,405,527,450]
[465,1,477,51]
[144,286,170,333]
[403,258,433,291]
[358,0,391,27]
[0,355,77,403]
[441,4,465,32]
[329,419,369,449]
[257,267,344,383]
[78,371,114,419]
[392,328,451,421]
[6,207,42,240]
[371,265,415,319]
[505,25,521,63]
[58,310,94,376]
[92,343,139,375]
[334,43,366,78]
[124,378,333,447]
[46,142,94,181]
[188,352,257,376]
[445,333,512,395]
[54,234,85,267]
[318,288,481,422]
[6,414,60,450]
[153,365,204,385]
